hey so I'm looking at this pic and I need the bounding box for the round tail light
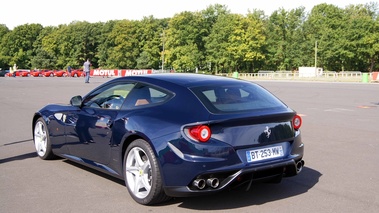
[293,114,302,130]
[189,125,211,142]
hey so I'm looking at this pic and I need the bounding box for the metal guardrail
[220,71,377,82]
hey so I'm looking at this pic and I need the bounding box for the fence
[221,71,377,82]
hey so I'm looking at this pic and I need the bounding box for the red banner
[90,69,153,77]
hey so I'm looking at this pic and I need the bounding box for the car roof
[120,73,245,88]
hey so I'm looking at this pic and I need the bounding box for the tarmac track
[0,76,378,213]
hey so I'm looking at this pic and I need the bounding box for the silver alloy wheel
[125,147,152,199]
[34,120,47,157]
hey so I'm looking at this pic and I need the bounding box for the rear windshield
[190,83,287,113]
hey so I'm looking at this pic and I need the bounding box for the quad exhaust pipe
[193,177,220,189]
[193,160,304,190]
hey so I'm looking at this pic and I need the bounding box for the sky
[1,0,373,30]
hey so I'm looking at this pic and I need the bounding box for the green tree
[0,2,377,73]
[345,2,379,71]
[0,24,8,38]
[1,24,43,69]
[31,26,57,69]
[205,11,266,73]
[106,20,140,68]
[96,20,118,69]
[201,4,230,73]
[63,21,101,68]
[0,24,10,69]
[240,11,266,72]
[165,11,207,72]
[205,13,234,73]
[305,4,349,71]
[265,7,307,71]
[136,16,168,69]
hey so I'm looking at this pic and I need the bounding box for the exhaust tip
[193,179,206,189]
[296,160,304,173]
[207,178,220,188]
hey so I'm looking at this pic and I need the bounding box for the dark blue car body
[32,73,304,205]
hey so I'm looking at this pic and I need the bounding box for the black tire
[33,117,56,160]
[123,139,170,205]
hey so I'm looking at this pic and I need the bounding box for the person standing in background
[83,59,91,83]
[67,65,72,77]
[10,64,17,77]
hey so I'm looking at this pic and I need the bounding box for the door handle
[106,119,113,128]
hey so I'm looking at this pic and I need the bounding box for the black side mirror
[70,95,83,107]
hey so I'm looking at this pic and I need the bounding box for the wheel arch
[119,132,166,178]
[32,113,43,138]
[120,134,154,164]
[32,113,50,138]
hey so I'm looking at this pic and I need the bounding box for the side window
[202,90,216,103]
[123,83,172,108]
[82,83,135,109]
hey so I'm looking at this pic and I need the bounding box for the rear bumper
[163,158,304,197]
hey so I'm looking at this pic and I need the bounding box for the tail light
[293,114,302,130]
[187,125,211,142]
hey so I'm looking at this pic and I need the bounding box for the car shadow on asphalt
[0,152,37,164]
[61,158,321,209]
[0,139,41,164]
[2,139,33,146]
[0,148,321,209]
[169,167,322,210]
[63,160,125,185]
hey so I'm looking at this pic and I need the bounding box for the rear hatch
[189,82,298,152]
[209,111,296,148]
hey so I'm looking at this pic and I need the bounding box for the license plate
[246,146,284,163]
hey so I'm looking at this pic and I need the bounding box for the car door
[65,82,136,165]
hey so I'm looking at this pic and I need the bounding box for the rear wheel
[124,139,170,205]
[33,117,55,160]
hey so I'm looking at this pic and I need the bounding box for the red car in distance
[30,70,43,77]
[54,70,68,77]
[70,69,84,77]
[41,70,54,77]
[6,70,30,77]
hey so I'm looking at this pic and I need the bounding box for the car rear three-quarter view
[32,73,304,205]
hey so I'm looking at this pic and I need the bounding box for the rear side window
[191,83,286,113]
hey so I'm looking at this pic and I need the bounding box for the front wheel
[124,139,169,205]
[33,117,55,160]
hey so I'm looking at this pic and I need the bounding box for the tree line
[0,3,378,73]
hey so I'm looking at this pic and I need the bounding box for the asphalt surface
[0,76,378,213]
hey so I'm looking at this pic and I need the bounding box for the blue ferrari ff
[32,73,304,205]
